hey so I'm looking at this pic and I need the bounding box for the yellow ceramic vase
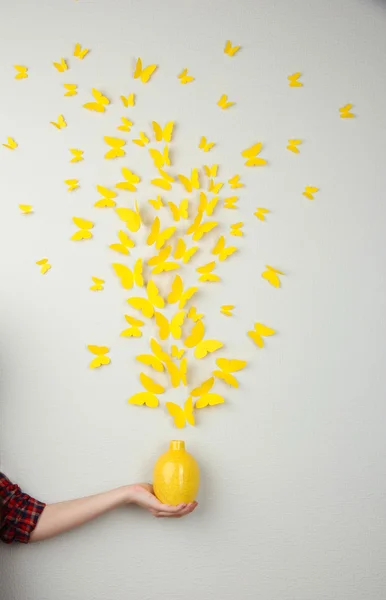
[153,440,200,505]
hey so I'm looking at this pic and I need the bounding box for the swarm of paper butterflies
[9,40,340,428]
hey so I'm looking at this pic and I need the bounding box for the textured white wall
[1,0,386,598]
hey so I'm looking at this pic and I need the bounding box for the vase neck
[170,440,185,451]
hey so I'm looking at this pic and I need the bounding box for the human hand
[126,483,197,518]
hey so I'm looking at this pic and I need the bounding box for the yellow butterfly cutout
[149,247,179,275]
[196,260,220,283]
[261,265,284,288]
[133,57,157,83]
[53,58,68,72]
[148,195,164,210]
[228,174,243,188]
[204,164,218,178]
[90,276,104,291]
[109,231,135,255]
[88,345,110,369]
[173,238,198,263]
[121,93,135,107]
[147,280,165,308]
[64,83,77,96]
[120,314,144,338]
[212,358,246,388]
[150,338,171,364]
[69,148,83,163]
[212,235,237,261]
[64,179,79,192]
[50,114,67,129]
[195,393,225,409]
[152,121,174,143]
[178,169,200,193]
[166,397,194,428]
[140,372,165,394]
[167,274,198,309]
[248,323,275,348]
[128,392,159,408]
[224,40,240,57]
[184,319,205,348]
[36,258,51,274]
[168,199,188,222]
[147,216,176,250]
[178,68,195,84]
[303,186,319,200]
[115,204,142,233]
[187,307,203,322]
[136,354,165,372]
[254,208,269,221]
[220,305,234,317]
[339,103,354,118]
[171,345,185,360]
[94,185,117,208]
[190,377,214,397]
[112,260,143,289]
[126,281,163,319]
[165,357,187,388]
[151,168,174,191]
[198,192,218,217]
[71,216,93,241]
[208,179,223,194]
[3,137,17,150]
[199,136,215,152]
[14,65,28,79]
[224,196,238,209]
[117,117,133,133]
[115,167,141,192]
[288,72,303,87]
[19,204,33,214]
[104,136,126,159]
[194,340,223,360]
[132,131,150,147]
[149,146,171,169]
[241,142,267,166]
[230,222,243,236]
[154,311,186,340]
[287,139,302,153]
[83,88,110,113]
[187,212,218,242]
[74,43,89,59]
[217,94,235,109]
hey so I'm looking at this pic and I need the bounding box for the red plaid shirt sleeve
[0,472,46,544]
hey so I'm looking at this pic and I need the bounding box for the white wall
[1,0,386,598]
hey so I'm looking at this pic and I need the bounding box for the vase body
[153,440,200,505]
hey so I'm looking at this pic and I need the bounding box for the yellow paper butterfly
[64,179,79,192]
[151,168,174,191]
[64,83,77,96]
[104,136,126,159]
[303,186,319,200]
[287,139,302,153]
[150,338,172,364]
[187,212,218,242]
[230,222,243,236]
[14,65,28,79]
[117,117,133,133]
[127,280,164,318]
[19,204,33,214]
[228,174,243,188]
[178,169,200,193]
[165,357,187,388]
[136,354,165,372]
[173,238,198,263]
[74,43,89,59]
[148,247,179,275]
[88,345,110,369]
[112,263,134,289]
[339,103,355,118]
[149,146,171,169]
[212,358,246,388]
[195,393,225,409]
[90,276,104,291]
[132,131,150,147]
[133,57,157,83]
[288,72,303,87]
[128,392,159,408]
[196,261,220,282]
[261,265,284,288]
[241,142,267,166]
[115,203,142,233]
[71,216,94,241]
[115,168,141,192]
[154,311,186,341]
[220,305,234,317]
[147,216,176,250]
[194,340,223,360]
[190,377,214,398]
[184,319,205,348]
[53,58,68,72]
[212,236,237,261]
[120,314,144,338]
[36,258,51,274]
[204,164,218,178]
[187,307,204,322]
[94,185,117,208]
[171,345,185,360]
[178,68,195,84]
[148,195,164,210]
[140,372,165,394]
[83,88,110,113]
[224,196,238,209]
[208,179,224,194]
[254,208,269,221]
[248,323,275,348]
[167,274,198,309]
[199,136,215,152]
[3,137,17,150]
[166,397,194,428]
[224,40,240,57]
[109,231,135,255]
[198,192,218,216]
[217,94,235,109]
[69,148,83,163]
[121,93,135,107]
[168,199,188,222]
[152,121,174,143]
[50,114,67,129]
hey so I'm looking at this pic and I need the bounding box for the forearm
[30,486,131,542]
